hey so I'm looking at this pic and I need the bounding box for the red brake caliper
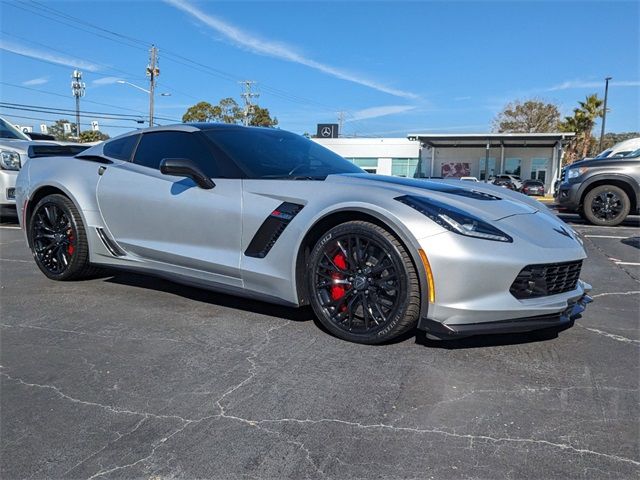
[66,229,75,256]
[330,253,348,311]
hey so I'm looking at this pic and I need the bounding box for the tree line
[492,96,638,164]
[181,98,278,127]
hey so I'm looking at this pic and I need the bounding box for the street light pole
[599,76,612,151]
[146,45,159,127]
[116,79,170,126]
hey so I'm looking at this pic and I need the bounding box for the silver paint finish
[16,142,590,330]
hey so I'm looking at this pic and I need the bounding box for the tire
[582,185,630,226]
[27,194,99,280]
[307,221,421,344]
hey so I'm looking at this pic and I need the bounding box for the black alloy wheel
[308,221,421,344]
[583,185,630,227]
[28,194,97,280]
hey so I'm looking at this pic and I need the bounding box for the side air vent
[95,228,126,257]
[245,202,304,258]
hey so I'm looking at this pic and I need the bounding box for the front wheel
[27,194,97,280]
[582,185,630,226]
[307,221,421,344]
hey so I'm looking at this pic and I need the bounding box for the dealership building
[313,132,574,192]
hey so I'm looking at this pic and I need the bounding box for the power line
[0,103,148,122]
[1,112,141,130]
[10,0,343,112]
[1,30,148,83]
[0,85,181,122]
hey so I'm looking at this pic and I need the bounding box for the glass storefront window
[504,158,521,176]
[345,158,379,172]
[391,158,419,177]
[479,157,496,180]
[531,158,549,182]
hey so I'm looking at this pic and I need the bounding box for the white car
[594,137,640,159]
[460,176,478,182]
[0,117,87,216]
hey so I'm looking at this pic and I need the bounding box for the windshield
[623,148,640,158]
[0,117,30,140]
[595,149,612,159]
[202,128,363,179]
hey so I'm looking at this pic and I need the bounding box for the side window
[132,131,218,176]
[103,134,139,161]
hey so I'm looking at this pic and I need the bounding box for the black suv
[555,150,640,226]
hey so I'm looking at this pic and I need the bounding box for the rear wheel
[307,221,421,344]
[582,185,630,226]
[28,194,97,280]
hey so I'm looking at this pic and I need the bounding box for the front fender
[293,201,439,326]
[577,173,639,206]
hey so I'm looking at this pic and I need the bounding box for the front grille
[510,260,582,299]
[560,168,566,182]
[6,188,15,200]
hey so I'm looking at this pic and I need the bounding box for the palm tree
[577,94,605,158]
[559,94,604,163]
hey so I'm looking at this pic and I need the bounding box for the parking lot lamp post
[599,76,612,151]
[116,80,170,126]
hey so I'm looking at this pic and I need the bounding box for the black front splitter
[421,294,593,339]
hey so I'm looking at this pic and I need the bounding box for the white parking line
[615,262,640,266]
[584,235,629,239]
[0,226,20,230]
[572,224,640,230]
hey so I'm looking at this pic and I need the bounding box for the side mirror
[160,158,215,190]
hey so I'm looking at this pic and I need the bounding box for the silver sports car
[15,123,592,344]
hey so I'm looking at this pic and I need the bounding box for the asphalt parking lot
[1,210,639,480]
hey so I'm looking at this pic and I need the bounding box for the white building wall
[312,138,419,161]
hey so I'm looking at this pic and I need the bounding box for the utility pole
[71,70,85,138]
[337,111,345,137]
[239,80,259,126]
[146,45,159,127]
[599,76,612,151]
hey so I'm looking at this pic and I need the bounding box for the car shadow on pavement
[103,271,316,322]
[100,271,577,348]
[415,323,574,349]
[621,237,640,249]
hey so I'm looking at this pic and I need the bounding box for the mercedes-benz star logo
[320,126,332,137]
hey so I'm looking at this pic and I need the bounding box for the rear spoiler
[28,144,90,158]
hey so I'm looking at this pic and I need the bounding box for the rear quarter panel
[18,156,113,229]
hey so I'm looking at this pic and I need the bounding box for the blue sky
[1,0,638,137]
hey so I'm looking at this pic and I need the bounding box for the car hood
[329,173,540,221]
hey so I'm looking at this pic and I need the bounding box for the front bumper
[0,169,18,206]
[414,212,591,336]
[422,292,592,338]
[555,182,581,210]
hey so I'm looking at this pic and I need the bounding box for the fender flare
[293,202,431,327]
[577,173,639,207]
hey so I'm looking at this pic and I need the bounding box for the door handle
[98,166,107,176]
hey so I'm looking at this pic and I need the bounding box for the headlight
[0,150,21,170]
[396,195,513,242]
[567,167,588,179]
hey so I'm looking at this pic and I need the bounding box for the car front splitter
[421,294,593,339]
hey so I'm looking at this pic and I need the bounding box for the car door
[96,130,243,286]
